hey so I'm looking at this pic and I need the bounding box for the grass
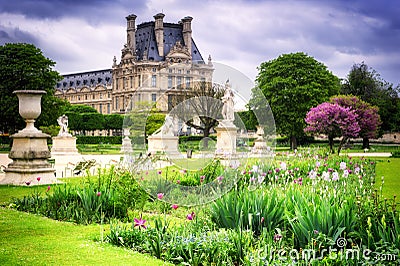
[0,207,170,265]
[374,157,400,200]
[0,184,170,265]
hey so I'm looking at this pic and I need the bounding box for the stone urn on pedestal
[1,90,56,185]
[252,125,269,154]
[120,128,133,153]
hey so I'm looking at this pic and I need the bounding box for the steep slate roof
[135,21,204,63]
[56,69,112,90]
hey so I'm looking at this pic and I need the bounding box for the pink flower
[274,234,282,242]
[261,217,265,223]
[36,177,41,182]
[134,217,147,229]
[176,180,181,184]
[157,170,162,174]
[187,212,195,220]
[200,175,205,183]
[157,193,164,200]
[96,191,101,197]
[25,181,31,186]
[46,186,51,192]
[171,204,179,210]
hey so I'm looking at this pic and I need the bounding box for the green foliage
[76,136,122,144]
[104,114,123,130]
[254,52,340,148]
[0,43,68,133]
[82,112,105,131]
[40,124,60,137]
[341,62,400,132]
[13,167,148,224]
[210,188,285,236]
[236,109,258,130]
[145,112,165,136]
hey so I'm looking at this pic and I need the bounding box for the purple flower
[134,217,147,229]
[46,186,51,192]
[200,175,205,183]
[171,204,179,210]
[157,170,162,175]
[176,180,181,184]
[25,181,31,186]
[187,212,195,221]
[314,230,319,235]
[261,217,265,223]
[96,191,101,197]
[274,234,282,242]
[36,177,41,182]
[157,193,164,200]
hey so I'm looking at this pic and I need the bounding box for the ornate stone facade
[55,13,213,114]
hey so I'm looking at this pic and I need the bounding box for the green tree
[104,114,123,135]
[235,109,257,131]
[255,52,340,149]
[0,43,68,133]
[341,62,399,133]
[168,81,225,142]
[145,112,166,136]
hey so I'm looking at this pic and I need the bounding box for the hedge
[179,135,217,143]
[76,136,122,145]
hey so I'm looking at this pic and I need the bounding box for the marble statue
[57,115,70,136]
[221,80,235,122]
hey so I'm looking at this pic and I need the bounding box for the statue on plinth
[57,115,71,137]
[221,80,235,123]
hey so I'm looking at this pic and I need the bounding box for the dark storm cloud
[0,0,147,24]
[0,25,38,45]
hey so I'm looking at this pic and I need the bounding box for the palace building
[55,13,214,114]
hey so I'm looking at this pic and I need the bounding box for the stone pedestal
[120,136,133,153]
[147,135,180,156]
[1,90,56,186]
[251,125,270,154]
[215,122,237,157]
[51,136,79,156]
[2,131,56,185]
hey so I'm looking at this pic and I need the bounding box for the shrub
[76,136,122,145]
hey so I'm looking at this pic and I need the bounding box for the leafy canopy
[255,52,340,147]
[0,43,66,133]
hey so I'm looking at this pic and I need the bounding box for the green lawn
[0,184,170,265]
[374,157,400,200]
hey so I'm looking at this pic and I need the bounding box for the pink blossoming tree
[305,102,361,154]
[331,95,381,149]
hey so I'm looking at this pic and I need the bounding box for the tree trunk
[338,137,348,155]
[362,137,370,150]
[328,136,335,154]
[203,127,210,148]
[290,135,297,150]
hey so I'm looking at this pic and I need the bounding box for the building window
[85,95,88,100]
[124,77,128,89]
[107,103,110,114]
[177,76,182,88]
[187,70,190,74]
[93,94,95,100]
[151,75,156,87]
[168,76,172,89]
[130,76,133,88]
[201,77,206,83]
[116,97,119,110]
[185,77,191,88]
[99,103,102,114]
[178,69,182,74]
[152,67,157,72]
[138,75,141,87]
[169,68,173,73]
[152,93,157,102]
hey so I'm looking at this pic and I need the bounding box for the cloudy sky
[1,0,399,86]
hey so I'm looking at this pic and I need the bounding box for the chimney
[154,13,165,57]
[181,16,193,58]
[126,14,137,54]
